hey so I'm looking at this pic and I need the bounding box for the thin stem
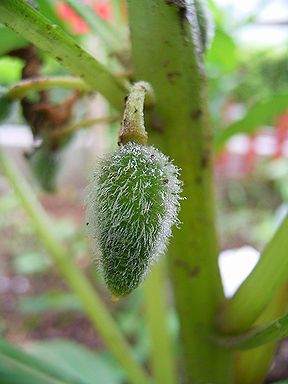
[50,115,120,139]
[218,214,288,334]
[234,283,288,384]
[0,148,149,384]
[65,0,124,52]
[143,261,177,384]
[215,311,288,350]
[0,0,128,111]
[118,81,154,146]
[7,76,90,100]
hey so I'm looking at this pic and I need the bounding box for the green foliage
[0,86,13,122]
[28,147,60,192]
[233,54,288,102]
[1,0,288,383]
[0,339,122,384]
[215,92,288,149]
[29,340,123,384]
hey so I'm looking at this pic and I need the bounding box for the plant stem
[118,81,154,145]
[127,1,232,383]
[215,312,288,350]
[65,0,123,53]
[50,115,120,139]
[234,283,288,384]
[7,76,90,100]
[143,261,177,384]
[0,148,149,384]
[0,0,128,111]
[218,214,288,334]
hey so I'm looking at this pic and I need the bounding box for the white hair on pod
[86,142,183,296]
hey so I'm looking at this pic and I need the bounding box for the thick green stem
[127,1,232,383]
[0,148,149,384]
[0,0,128,110]
[143,261,177,384]
[7,76,89,100]
[218,214,288,334]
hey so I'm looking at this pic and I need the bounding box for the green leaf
[29,147,59,192]
[206,28,238,72]
[0,86,14,122]
[0,25,27,55]
[215,92,288,150]
[13,252,50,275]
[0,340,82,384]
[28,340,123,384]
[18,292,82,314]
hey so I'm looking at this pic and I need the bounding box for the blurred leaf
[18,292,82,314]
[0,339,82,384]
[0,57,23,85]
[215,92,288,150]
[28,340,123,384]
[0,26,27,56]
[13,252,50,275]
[0,86,14,123]
[29,147,59,192]
[206,28,238,72]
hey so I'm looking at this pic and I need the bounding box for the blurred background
[0,0,288,382]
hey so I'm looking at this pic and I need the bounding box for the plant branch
[7,76,90,100]
[0,148,149,384]
[65,0,124,53]
[50,115,120,139]
[127,1,233,382]
[143,261,177,384]
[214,311,288,350]
[218,214,288,334]
[0,0,128,111]
[234,283,288,384]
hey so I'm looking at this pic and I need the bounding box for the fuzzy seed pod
[86,142,182,297]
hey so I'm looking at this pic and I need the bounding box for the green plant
[1,1,288,383]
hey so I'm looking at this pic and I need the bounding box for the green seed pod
[86,142,182,297]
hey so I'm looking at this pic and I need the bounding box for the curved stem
[50,115,120,139]
[118,81,154,146]
[0,148,150,384]
[218,214,288,334]
[7,76,90,100]
[215,311,288,350]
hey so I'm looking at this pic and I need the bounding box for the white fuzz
[86,142,182,295]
